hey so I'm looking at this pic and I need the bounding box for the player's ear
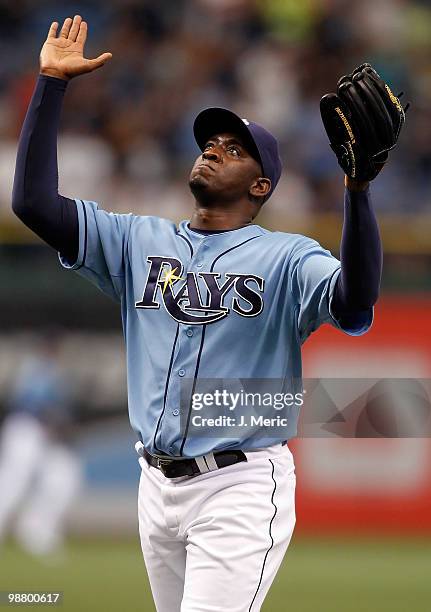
[249,177,271,201]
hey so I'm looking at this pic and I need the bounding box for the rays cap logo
[193,107,283,203]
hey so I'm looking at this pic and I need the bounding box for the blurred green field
[1,536,430,611]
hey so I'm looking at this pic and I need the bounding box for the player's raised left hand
[40,15,112,81]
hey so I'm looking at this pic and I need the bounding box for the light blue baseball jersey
[59,198,372,457]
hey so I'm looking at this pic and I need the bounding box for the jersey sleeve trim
[328,268,374,336]
[58,199,87,270]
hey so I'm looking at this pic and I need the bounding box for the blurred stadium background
[0,0,430,610]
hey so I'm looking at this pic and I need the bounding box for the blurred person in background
[0,331,81,557]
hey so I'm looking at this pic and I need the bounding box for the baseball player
[12,16,406,612]
[0,333,81,556]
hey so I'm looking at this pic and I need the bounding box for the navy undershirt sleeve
[332,187,382,322]
[12,75,78,263]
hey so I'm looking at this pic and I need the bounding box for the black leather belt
[141,447,247,478]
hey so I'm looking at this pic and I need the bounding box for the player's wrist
[344,176,370,192]
[39,68,70,81]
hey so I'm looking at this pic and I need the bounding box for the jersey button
[178,369,186,377]
[186,329,193,337]
[172,409,180,416]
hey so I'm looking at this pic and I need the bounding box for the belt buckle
[157,457,174,476]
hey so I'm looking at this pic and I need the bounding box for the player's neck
[190,205,253,231]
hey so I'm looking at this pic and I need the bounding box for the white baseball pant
[137,443,296,612]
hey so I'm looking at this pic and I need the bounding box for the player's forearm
[332,187,382,315]
[12,75,78,261]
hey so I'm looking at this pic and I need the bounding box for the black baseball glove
[320,63,408,181]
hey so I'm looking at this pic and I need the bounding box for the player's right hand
[40,15,112,81]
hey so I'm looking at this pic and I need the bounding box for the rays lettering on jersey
[135,256,264,325]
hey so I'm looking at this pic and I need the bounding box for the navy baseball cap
[193,107,282,202]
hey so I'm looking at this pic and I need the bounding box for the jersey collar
[178,220,265,245]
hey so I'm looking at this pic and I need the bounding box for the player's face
[189,132,263,204]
